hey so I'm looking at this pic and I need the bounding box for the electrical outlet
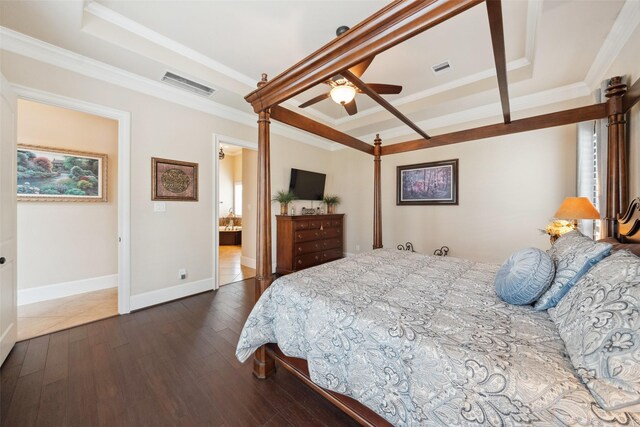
[355,244,360,251]
[178,268,187,280]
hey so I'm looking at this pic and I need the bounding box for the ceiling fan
[298,26,403,116]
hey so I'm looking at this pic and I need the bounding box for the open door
[0,72,18,364]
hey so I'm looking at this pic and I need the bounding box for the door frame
[13,85,132,314]
[212,134,257,289]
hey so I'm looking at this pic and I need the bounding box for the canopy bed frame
[243,1,640,425]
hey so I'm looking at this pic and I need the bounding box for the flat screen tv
[289,168,326,201]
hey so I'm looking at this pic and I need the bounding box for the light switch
[154,202,166,212]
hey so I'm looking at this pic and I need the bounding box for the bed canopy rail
[247,2,640,423]
[244,0,483,114]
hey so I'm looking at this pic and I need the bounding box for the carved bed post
[603,76,628,238]
[254,73,275,379]
[373,134,383,249]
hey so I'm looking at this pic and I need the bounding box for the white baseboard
[18,274,118,306]
[240,256,256,269]
[130,277,214,311]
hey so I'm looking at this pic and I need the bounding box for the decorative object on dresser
[397,159,458,205]
[322,194,341,214]
[151,157,198,201]
[276,214,344,275]
[17,144,107,202]
[271,190,297,215]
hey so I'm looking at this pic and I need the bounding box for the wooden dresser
[276,214,344,275]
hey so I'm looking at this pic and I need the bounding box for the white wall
[332,125,577,264]
[17,99,118,290]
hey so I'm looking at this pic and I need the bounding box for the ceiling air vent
[431,60,452,75]
[161,72,215,97]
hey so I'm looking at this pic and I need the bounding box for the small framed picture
[152,157,198,202]
[17,144,107,202]
[397,159,458,205]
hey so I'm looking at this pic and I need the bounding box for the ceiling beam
[486,0,511,124]
[245,0,484,113]
[341,70,431,140]
[623,76,640,113]
[270,106,374,155]
[381,103,607,155]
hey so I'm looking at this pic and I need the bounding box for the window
[577,120,602,239]
[234,183,243,216]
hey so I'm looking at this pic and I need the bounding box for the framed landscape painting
[152,157,198,201]
[17,145,107,202]
[397,159,458,205]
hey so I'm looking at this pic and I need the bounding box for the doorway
[15,99,119,340]
[214,136,257,287]
[8,87,131,345]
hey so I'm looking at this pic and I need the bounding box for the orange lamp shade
[554,197,600,220]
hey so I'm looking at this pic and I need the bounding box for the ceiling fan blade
[348,57,374,78]
[367,83,403,95]
[343,99,357,116]
[299,92,330,108]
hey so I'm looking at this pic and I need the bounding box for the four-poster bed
[239,0,640,425]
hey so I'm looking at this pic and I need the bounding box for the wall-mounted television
[289,168,326,201]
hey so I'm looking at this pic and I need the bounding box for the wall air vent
[431,60,452,75]
[161,72,215,97]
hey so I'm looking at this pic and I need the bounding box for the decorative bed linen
[236,249,640,426]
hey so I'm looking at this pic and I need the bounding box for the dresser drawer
[323,227,342,239]
[294,229,323,242]
[295,252,322,269]
[295,240,323,255]
[322,238,341,250]
[331,220,342,228]
[322,249,342,262]
[294,221,309,231]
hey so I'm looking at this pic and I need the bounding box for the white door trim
[213,134,257,289]
[12,85,132,314]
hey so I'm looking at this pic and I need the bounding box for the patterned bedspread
[236,249,640,426]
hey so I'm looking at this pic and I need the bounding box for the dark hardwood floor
[1,279,358,426]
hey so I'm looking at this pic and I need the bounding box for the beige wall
[2,51,334,298]
[241,148,257,264]
[332,125,577,263]
[219,154,234,217]
[17,100,118,289]
[631,103,639,199]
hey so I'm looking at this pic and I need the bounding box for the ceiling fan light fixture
[330,84,356,105]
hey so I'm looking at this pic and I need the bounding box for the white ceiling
[0,0,636,145]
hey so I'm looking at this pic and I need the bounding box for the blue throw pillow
[495,247,555,305]
[534,230,612,311]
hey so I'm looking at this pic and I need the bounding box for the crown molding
[584,0,640,89]
[84,1,257,89]
[355,81,592,143]
[82,1,539,129]
[0,26,335,152]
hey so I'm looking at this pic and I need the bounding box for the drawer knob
[315,256,319,260]
[298,260,302,264]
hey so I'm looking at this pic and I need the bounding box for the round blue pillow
[495,247,555,305]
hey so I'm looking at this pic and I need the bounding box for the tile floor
[17,287,118,341]
[219,245,255,286]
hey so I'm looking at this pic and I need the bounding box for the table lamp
[554,197,600,229]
